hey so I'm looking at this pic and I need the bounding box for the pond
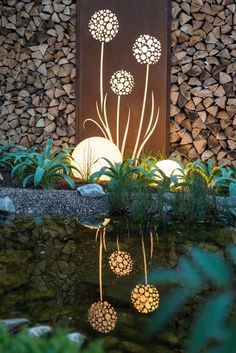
[0,217,235,353]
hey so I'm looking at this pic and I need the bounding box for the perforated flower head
[109,250,133,276]
[88,301,117,333]
[131,284,160,314]
[110,70,134,96]
[88,9,119,43]
[133,35,161,65]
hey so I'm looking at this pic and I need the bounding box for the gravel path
[0,188,110,218]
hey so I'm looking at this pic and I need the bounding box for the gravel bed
[0,188,110,218]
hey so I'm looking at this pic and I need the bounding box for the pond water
[0,217,235,353]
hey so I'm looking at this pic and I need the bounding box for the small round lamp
[71,137,122,180]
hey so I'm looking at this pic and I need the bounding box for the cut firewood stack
[0,0,235,165]
[0,0,76,148]
[171,0,236,166]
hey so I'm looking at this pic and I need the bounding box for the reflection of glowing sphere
[109,250,133,276]
[88,301,117,333]
[131,284,159,314]
[155,160,183,179]
[72,137,122,180]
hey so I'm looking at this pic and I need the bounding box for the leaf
[228,245,236,265]
[187,293,234,353]
[178,258,204,290]
[147,288,190,334]
[34,167,45,186]
[191,248,232,287]
[22,174,33,187]
[149,268,180,285]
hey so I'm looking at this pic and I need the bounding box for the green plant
[170,174,220,224]
[212,166,236,196]
[0,326,104,353]
[148,245,236,353]
[187,159,222,187]
[11,139,78,189]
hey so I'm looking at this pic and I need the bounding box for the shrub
[148,245,236,353]
[0,326,104,353]
[11,139,78,189]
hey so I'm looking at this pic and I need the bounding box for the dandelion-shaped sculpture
[132,35,162,160]
[131,235,160,314]
[88,228,117,333]
[89,9,119,111]
[110,70,134,154]
[85,10,119,143]
[108,236,133,277]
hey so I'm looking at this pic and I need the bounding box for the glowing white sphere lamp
[72,137,122,180]
[155,160,183,180]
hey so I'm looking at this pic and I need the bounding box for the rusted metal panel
[77,0,171,158]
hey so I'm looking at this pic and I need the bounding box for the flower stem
[99,231,103,301]
[116,95,121,149]
[141,235,148,285]
[100,42,105,111]
[132,64,150,160]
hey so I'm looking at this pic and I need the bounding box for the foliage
[11,139,78,189]
[170,174,221,224]
[90,158,138,214]
[148,245,236,353]
[187,159,222,187]
[0,326,104,353]
[211,166,236,196]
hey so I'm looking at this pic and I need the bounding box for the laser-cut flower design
[133,34,161,65]
[88,301,117,333]
[131,284,160,314]
[88,9,119,43]
[109,250,133,276]
[110,70,134,96]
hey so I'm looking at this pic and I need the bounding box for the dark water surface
[0,217,235,353]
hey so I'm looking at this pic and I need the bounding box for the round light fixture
[155,160,183,180]
[71,137,122,180]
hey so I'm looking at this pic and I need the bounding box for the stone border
[0,188,109,218]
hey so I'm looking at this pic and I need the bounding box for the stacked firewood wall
[0,0,235,165]
[171,0,236,166]
[0,0,76,148]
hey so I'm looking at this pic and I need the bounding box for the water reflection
[87,226,117,333]
[109,236,133,277]
[0,216,234,350]
[131,233,160,314]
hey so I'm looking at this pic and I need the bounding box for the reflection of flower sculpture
[88,228,117,333]
[109,250,133,277]
[88,300,117,333]
[131,235,160,314]
[110,70,134,154]
[131,284,159,314]
[109,235,133,276]
[132,34,162,161]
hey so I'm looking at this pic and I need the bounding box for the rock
[0,197,16,214]
[67,332,85,347]
[2,318,30,332]
[28,325,52,337]
[77,184,106,198]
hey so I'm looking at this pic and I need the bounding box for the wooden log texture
[0,0,76,149]
[171,0,236,166]
[0,0,235,166]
